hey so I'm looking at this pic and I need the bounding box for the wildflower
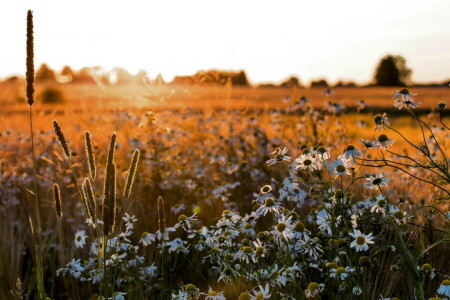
[341,145,361,160]
[57,258,85,279]
[295,153,318,171]
[266,147,291,166]
[139,264,158,277]
[316,146,330,160]
[437,279,450,297]
[353,286,362,295]
[393,88,419,110]
[253,239,269,258]
[370,194,388,214]
[305,282,324,298]
[123,213,137,231]
[256,197,283,216]
[419,263,435,279]
[250,284,271,299]
[203,287,226,300]
[323,88,333,96]
[316,210,340,236]
[74,230,87,248]
[273,221,294,241]
[108,292,126,300]
[260,185,272,194]
[359,138,380,148]
[364,173,390,189]
[185,283,200,299]
[357,99,367,110]
[139,232,156,246]
[330,266,355,280]
[373,113,390,131]
[350,214,358,228]
[156,226,176,241]
[238,292,251,300]
[279,178,306,205]
[171,290,188,300]
[377,134,395,150]
[329,158,353,177]
[349,229,374,252]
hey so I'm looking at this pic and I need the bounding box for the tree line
[2,55,447,87]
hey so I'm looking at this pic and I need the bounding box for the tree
[35,63,56,83]
[374,55,412,86]
[59,66,74,83]
[310,79,329,88]
[280,76,302,88]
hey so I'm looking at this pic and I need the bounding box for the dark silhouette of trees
[60,66,74,83]
[373,55,412,86]
[280,76,302,88]
[310,79,329,88]
[35,63,56,83]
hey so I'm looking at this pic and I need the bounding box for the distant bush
[39,87,65,104]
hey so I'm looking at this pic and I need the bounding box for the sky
[1,0,450,84]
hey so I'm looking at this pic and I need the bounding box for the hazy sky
[1,0,450,84]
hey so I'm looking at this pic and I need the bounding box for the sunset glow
[1,0,449,84]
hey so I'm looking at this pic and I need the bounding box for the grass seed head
[53,183,62,218]
[123,149,140,198]
[84,131,96,180]
[26,10,35,106]
[52,120,71,159]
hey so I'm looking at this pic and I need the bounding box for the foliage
[373,55,412,86]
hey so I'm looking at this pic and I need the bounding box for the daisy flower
[349,229,374,252]
[273,221,295,241]
[305,282,324,298]
[437,279,450,297]
[316,146,330,160]
[330,266,355,280]
[329,158,353,177]
[108,292,126,300]
[373,113,390,131]
[364,173,390,189]
[74,230,87,248]
[359,138,380,148]
[139,232,156,246]
[260,185,272,194]
[203,287,226,300]
[393,88,416,101]
[370,194,388,214]
[419,263,436,279]
[253,239,269,258]
[123,213,137,231]
[341,145,361,160]
[266,147,291,166]
[251,284,271,299]
[377,134,395,150]
[393,88,420,110]
[256,197,283,216]
[295,153,318,171]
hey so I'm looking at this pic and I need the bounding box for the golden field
[1,83,450,299]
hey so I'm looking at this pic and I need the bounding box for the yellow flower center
[276,223,286,232]
[356,236,366,245]
[307,282,319,291]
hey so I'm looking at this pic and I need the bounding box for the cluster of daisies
[51,89,449,299]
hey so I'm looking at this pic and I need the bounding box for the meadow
[0,79,450,299]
